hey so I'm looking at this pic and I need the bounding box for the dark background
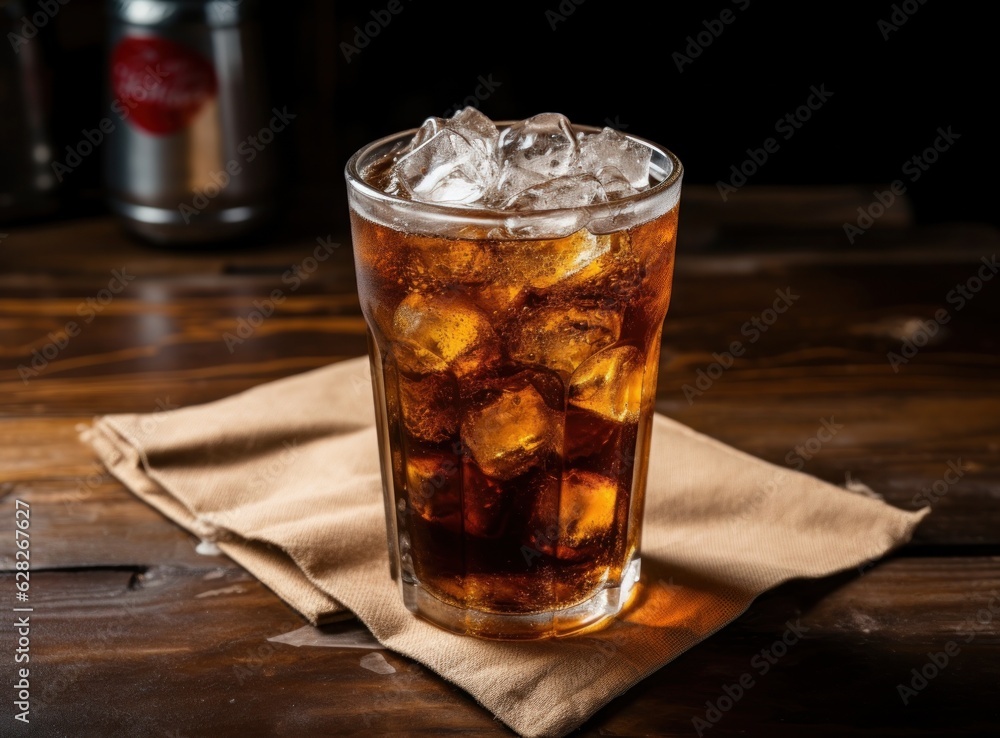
[3,0,995,232]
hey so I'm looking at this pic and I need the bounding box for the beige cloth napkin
[83,356,928,737]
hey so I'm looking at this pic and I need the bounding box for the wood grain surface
[1,187,998,736]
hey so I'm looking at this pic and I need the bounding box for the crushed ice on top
[384,108,652,210]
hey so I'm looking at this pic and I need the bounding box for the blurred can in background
[106,0,276,243]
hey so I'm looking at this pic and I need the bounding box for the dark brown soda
[353,205,677,614]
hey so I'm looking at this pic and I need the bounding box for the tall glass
[346,125,682,639]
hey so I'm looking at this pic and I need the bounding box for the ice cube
[461,460,512,538]
[510,305,622,379]
[521,470,563,558]
[358,290,402,347]
[471,281,525,318]
[405,452,462,530]
[557,469,619,556]
[522,368,566,411]
[410,116,446,150]
[493,208,593,240]
[381,112,654,213]
[498,113,579,181]
[568,345,645,423]
[564,405,632,474]
[399,372,459,443]
[382,116,444,198]
[596,166,640,200]
[405,233,492,288]
[488,162,549,208]
[448,107,499,158]
[461,378,561,480]
[394,129,497,205]
[392,293,499,378]
[539,229,642,302]
[576,127,651,190]
[496,228,613,291]
[501,173,607,211]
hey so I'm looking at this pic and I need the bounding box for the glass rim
[344,121,683,230]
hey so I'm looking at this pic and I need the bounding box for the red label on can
[111,36,217,136]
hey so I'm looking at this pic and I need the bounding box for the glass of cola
[345,109,682,639]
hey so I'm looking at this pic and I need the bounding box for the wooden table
[2,187,998,736]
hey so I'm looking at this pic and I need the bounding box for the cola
[346,111,682,638]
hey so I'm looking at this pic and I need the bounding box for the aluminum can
[106,0,275,243]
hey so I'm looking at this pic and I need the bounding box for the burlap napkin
[82,356,928,737]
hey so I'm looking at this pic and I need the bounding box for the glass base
[401,556,642,640]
